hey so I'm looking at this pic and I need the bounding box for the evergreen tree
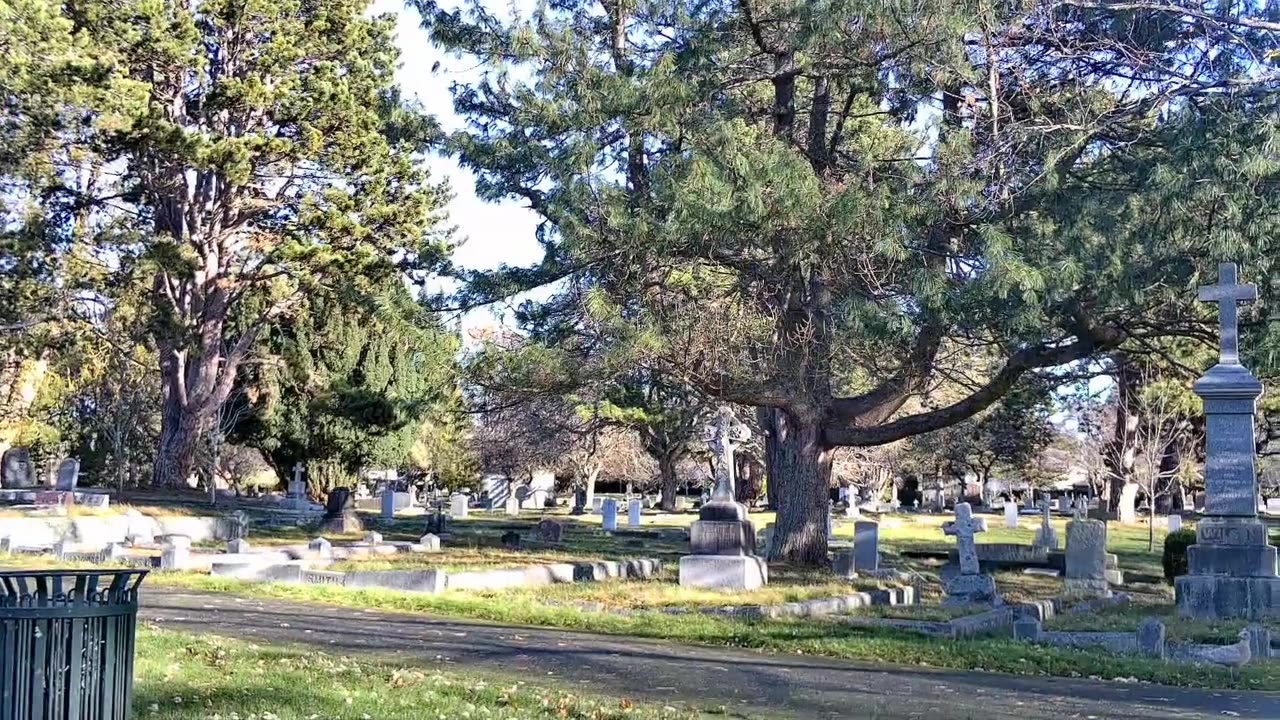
[417,0,1279,563]
[1,0,452,487]
[236,282,467,496]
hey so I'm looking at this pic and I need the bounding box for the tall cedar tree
[3,0,450,486]
[419,0,1277,563]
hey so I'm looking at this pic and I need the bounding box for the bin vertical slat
[0,570,146,720]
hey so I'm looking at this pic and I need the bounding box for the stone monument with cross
[1033,498,1059,550]
[942,502,1000,605]
[679,407,768,590]
[1175,263,1277,619]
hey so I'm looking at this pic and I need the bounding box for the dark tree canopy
[418,0,1278,563]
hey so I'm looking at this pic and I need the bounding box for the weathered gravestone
[1175,263,1280,619]
[538,518,564,543]
[601,498,618,532]
[226,538,250,554]
[450,493,469,519]
[1033,499,1059,550]
[628,498,642,528]
[161,536,192,570]
[942,502,998,605]
[55,458,80,491]
[679,407,767,590]
[1168,514,1183,533]
[381,488,396,520]
[853,520,880,573]
[308,537,333,558]
[426,508,449,535]
[571,488,586,516]
[1,447,35,489]
[418,533,441,551]
[505,492,521,517]
[1064,518,1111,599]
[1004,501,1019,529]
[319,487,363,533]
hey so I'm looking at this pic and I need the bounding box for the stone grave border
[211,556,664,594]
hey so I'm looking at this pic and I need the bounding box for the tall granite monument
[1175,263,1277,619]
[678,407,768,590]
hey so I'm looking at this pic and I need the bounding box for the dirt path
[140,588,1280,719]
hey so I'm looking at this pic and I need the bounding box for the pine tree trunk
[763,410,833,566]
[659,455,678,511]
[760,407,780,509]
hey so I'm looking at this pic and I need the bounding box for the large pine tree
[418,0,1278,564]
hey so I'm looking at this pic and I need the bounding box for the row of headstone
[1,448,79,490]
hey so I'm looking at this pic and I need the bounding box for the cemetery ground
[13,503,1280,699]
[132,625,709,719]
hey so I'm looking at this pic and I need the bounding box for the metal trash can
[0,569,148,720]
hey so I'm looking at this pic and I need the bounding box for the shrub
[1163,528,1198,583]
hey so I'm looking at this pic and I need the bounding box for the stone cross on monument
[1175,261,1276,619]
[707,407,751,501]
[679,406,767,590]
[1034,497,1059,549]
[1198,262,1256,365]
[942,502,999,604]
[943,502,987,575]
[288,462,306,500]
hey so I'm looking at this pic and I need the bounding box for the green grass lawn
[153,572,1280,691]
[15,507,1259,690]
[134,627,713,719]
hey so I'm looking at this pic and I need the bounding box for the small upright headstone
[1033,499,1059,550]
[628,498,642,528]
[426,508,449,534]
[450,493,469,519]
[505,493,520,516]
[601,498,618,532]
[308,537,333,558]
[381,489,396,520]
[942,502,998,605]
[226,538,250,554]
[319,487,363,533]
[1064,518,1111,598]
[161,539,190,570]
[229,510,250,541]
[1168,514,1183,533]
[363,531,383,545]
[537,518,564,542]
[853,520,879,573]
[418,533,441,551]
[833,548,857,579]
[0,447,35,489]
[55,458,80,491]
[826,508,834,540]
[1137,618,1166,659]
[1004,502,1018,529]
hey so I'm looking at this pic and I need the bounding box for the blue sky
[373,0,543,332]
